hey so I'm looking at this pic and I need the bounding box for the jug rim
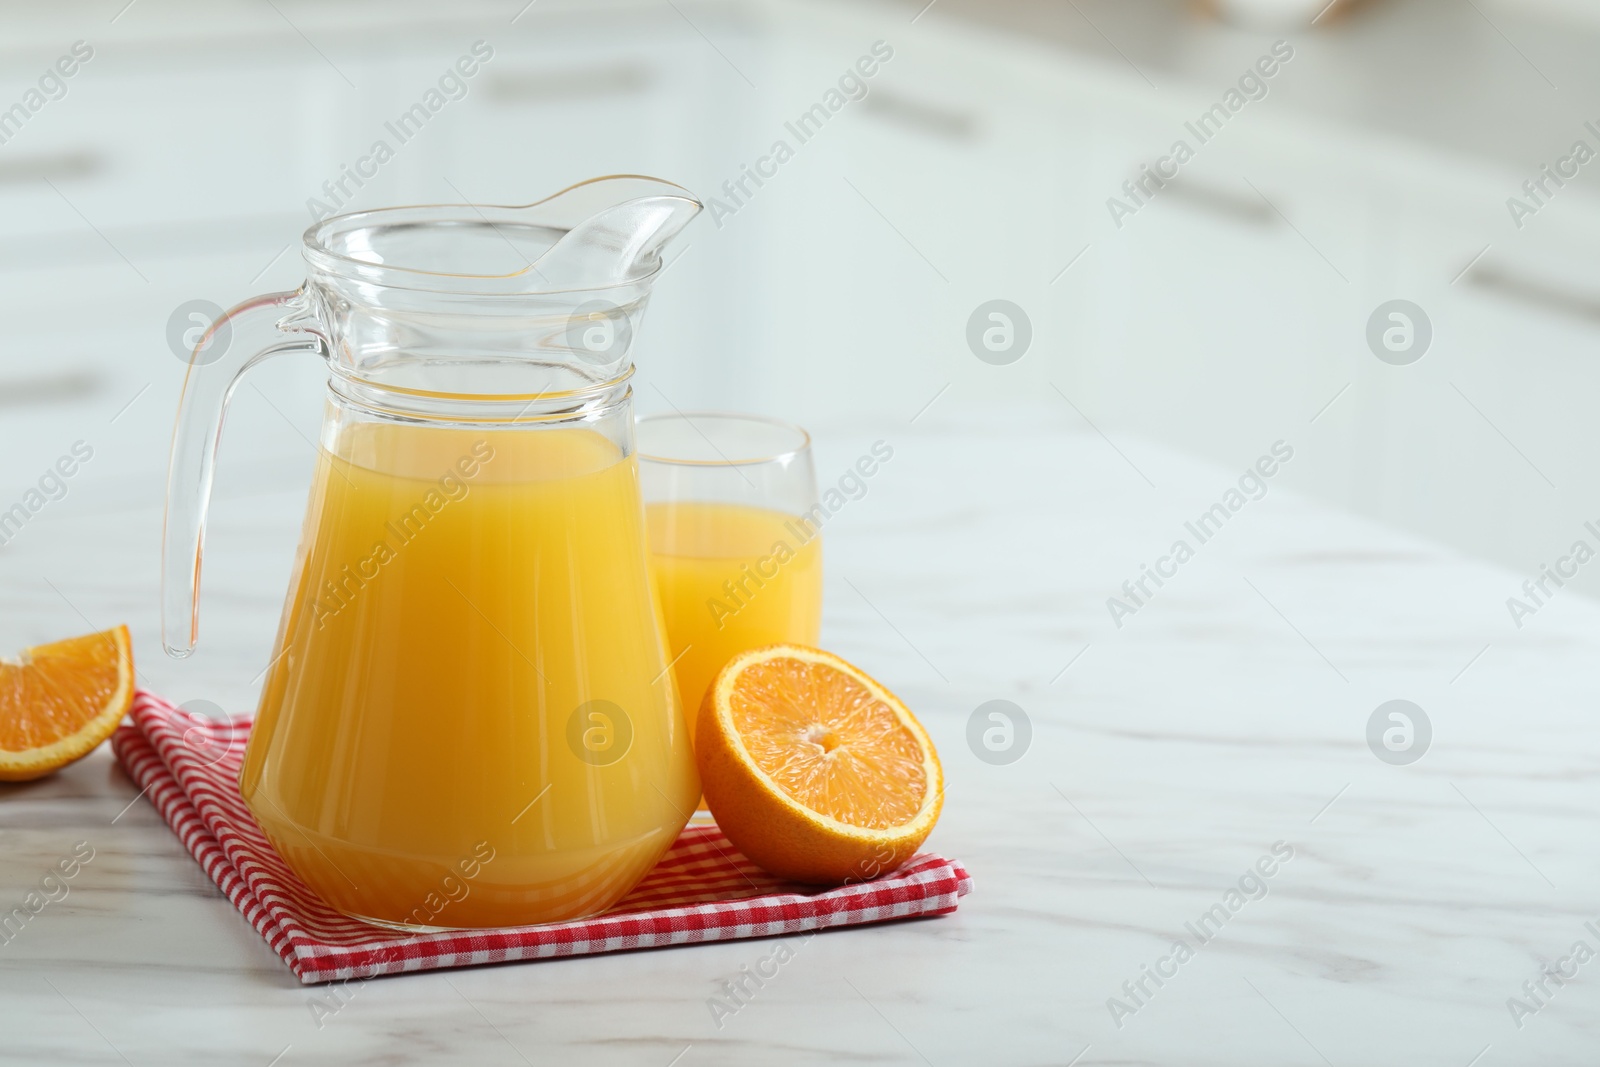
[300,174,701,297]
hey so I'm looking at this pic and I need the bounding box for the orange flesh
[726,656,928,829]
[0,632,127,750]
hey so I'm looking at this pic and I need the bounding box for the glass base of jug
[346,911,469,934]
[344,909,609,934]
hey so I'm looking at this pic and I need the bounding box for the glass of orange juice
[638,413,823,783]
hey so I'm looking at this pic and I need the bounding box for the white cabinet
[730,9,1073,427]
[1349,172,1600,584]
[0,4,767,517]
[1050,66,1600,587]
[1058,93,1377,469]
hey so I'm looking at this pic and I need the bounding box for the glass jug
[163,176,703,929]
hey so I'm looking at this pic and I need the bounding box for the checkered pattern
[111,691,972,984]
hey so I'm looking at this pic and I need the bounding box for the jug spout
[530,176,701,290]
[300,175,701,296]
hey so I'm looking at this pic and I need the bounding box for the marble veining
[3,419,1599,1064]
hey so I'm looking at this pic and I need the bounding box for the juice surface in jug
[242,419,700,928]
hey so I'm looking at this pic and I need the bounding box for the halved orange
[0,625,134,782]
[696,644,943,885]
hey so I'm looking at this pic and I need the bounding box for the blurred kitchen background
[2,0,1599,704]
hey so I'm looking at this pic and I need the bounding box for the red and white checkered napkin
[110,691,971,985]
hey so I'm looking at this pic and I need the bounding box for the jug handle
[162,287,328,658]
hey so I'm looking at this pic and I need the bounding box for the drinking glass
[638,413,823,745]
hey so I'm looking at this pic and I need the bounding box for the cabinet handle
[0,151,103,185]
[0,370,102,406]
[1466,263,1600,325]
[1162,178,1278,227]
[861,90,977,140]
[486,62,651,102]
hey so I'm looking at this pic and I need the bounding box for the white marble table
[3,413,1596,1065]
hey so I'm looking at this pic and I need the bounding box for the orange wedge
[696,645,943,885]
[0,625,134,782]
